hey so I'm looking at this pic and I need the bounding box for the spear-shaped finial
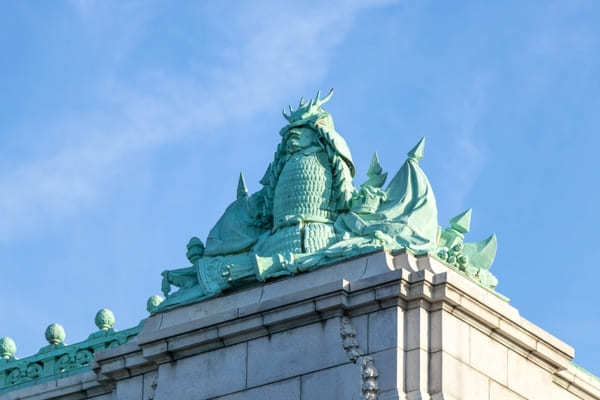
[237,172,248,200]
[407,137,426,161]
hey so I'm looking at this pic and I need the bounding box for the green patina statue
[159,90,498,310]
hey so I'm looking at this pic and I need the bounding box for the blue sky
[1,0,599,374]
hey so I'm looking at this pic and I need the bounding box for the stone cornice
[7,251,598,399]
[94,251,578,380]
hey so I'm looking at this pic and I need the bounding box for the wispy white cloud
[0,0,396,241]
[437,74,490,214]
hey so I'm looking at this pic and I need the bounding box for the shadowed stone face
[283,127,318,154]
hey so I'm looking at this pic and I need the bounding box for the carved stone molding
[340,315,379,400]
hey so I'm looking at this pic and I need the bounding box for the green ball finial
[0,337,16,359]
[147,295,164,313]
[45,323,66,345]
[95,309,116,331]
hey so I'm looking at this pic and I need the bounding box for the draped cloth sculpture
[159,90,498,310]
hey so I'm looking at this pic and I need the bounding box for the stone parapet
[3,251,599,400]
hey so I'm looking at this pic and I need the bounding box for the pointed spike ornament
[237,172,249,200]
[368,152,383,177]
[364,152,387,188]
[450,209,472,233]
[407,137,426,161]
[314,89,321,104]
[316,88,334,108]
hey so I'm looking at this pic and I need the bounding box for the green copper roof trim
[570,362,600,386]
[0,321,142,394]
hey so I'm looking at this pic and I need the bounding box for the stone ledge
[91,252,577,384]
[422,261,574,361]
[94,341,140,363]
[555,365,600,400]
[2,371,112,400]
[140,251,391,336]
[11,250,590,400]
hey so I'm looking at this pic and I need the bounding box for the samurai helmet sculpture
[282,88,334,127]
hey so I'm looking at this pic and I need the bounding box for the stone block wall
[4,251,599,400]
